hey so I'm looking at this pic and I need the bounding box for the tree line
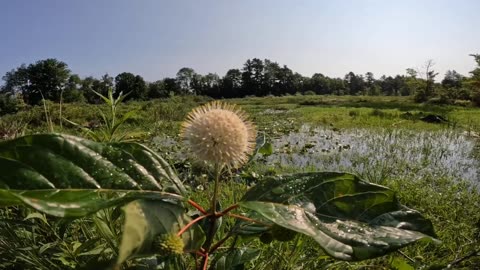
[1,55,480,114]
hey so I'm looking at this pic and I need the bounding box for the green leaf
[117,200,205,265]
[0,189,182,217]
[74,238,102,256]
[213,248,260,270]
[258,142,273,156]
[390,257,415,270]
[24,212,49,225]
[232,210,271,236]
[91,89,111,105]
[111,110,138,135]
[240,172,438,261]
[0,134,187,217]
[92,215,117,248]
[39,242,58,255]
[110,142,186,195]
[0,134,185,194]
[253,133,274,157]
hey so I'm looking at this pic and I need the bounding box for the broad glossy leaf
[0,189,182,217]
[0,134,187,216]
[117,200,205,265]
[213,248,260,270]
[232,210,271,236]
[240,172,438,261]
[0,134,186,194]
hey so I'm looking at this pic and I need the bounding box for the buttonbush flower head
[153,233,184,255]
[181,101,256,168]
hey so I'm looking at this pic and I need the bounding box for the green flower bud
[153,233,184,256]
[270,225,297,242]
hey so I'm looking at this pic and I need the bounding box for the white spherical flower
[181,101,257,168]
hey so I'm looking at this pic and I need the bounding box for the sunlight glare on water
[265,125,479,185]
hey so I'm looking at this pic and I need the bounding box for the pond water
[151,125,480,187]
[263,125,480,186]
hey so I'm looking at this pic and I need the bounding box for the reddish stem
[177,214,210,237]
[217,204,239,217]
[202,253,209,270]
[195,251,206,257]
[228,213,270,226]
[209,233,233,253]
[188,199,208,215]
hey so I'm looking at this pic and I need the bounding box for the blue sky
[1,0,479,82]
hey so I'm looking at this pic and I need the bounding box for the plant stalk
[210,164,222,214]
[199,163,223,270]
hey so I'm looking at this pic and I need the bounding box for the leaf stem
[209,232,233,253]
[397,250,415,264]
[177,214,210,237]
[217,204,239,217]
[228,213,270,226]
[202,252,209,270]
[195,250,206,257]
[188,199,208,215]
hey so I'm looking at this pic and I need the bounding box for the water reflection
[265,125,479,185]
[151,125,480,187]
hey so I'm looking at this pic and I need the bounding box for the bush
[426,97,449,105]
[303,90,316,96]
[348,110,359,117]
[62,89,85,103]
[453,99,472,107]
[472,90,480,107]
[370,108,386,117]
[0,93,21,116]
[414,88,429,103]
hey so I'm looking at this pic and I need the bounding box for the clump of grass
[348,110,359,118]
[370,108,387,117]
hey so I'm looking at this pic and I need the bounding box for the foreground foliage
[1,95,479,269]
[0,133,437,269]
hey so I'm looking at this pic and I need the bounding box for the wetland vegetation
[0,94,479,269]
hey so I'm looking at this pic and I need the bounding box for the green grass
[1,94,480,269]
[7,94,480,137]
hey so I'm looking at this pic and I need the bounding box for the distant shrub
[453,99,471,107]
[153,101,192,121]
[413,88,429,103]
[299,100,325,106]
[426,97,448,105]
[0,94,21,116]
[191,95,213,103]
[303,90,316,96]
[348,110,359,117]
[452,88,472,100]
[370,108,386,117]
[62,89,85,103]
[472,90,480,107]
